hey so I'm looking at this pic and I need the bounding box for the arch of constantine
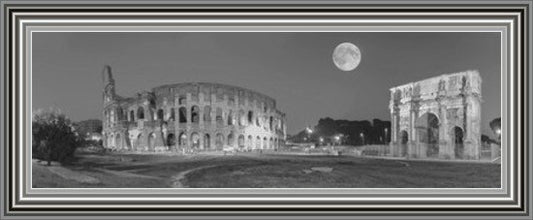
[389,70,482,160]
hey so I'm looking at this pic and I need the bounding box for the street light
[305,126,313,143]
[384,128,388,143]
[360,132,365,145]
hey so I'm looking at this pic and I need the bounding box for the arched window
[269,116,273,131]
[137,107,145,119]
[157,109,164,120]
[179,107,187,123]
[178,96,186,105]
[115,134,121,149]
[238,110,246,126]
[148,133,156,150]
[238,135,245,148]
[203,134,211,149]
[167,133,176,147]
[248,111,253,124]
[256,136,261,149]
[263,137,268,149]
[227,133,235,147]
[453,127,464,159]
[191,105,200,123]
[178,132,187,147]
[247,135,253,149]
[215,133,224,150]
[227,110,234,125]
[216,108,223,125]
[190,132,200,149]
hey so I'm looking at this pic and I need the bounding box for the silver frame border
[1,1,530,219]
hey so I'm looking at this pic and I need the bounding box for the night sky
[32,32,501,136]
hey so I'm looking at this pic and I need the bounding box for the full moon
[332,42,361,71]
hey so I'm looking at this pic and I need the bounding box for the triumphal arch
[389,70,482,160]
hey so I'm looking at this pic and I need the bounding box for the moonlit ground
[32,151,501,188]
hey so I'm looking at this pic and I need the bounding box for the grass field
[32,152,501,188]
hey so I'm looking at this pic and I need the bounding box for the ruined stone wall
[389,70,482,160]
[102,79,286,152]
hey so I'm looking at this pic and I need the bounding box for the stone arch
[178,132,187,148]
[255,136,261,149]
[215,133,224,150]
[115,133,121,149]
[179,107,187,123]
[203,106,211,123]
[227,110,234,125]
[400,130,409,157]
[191,105,200,123]
[167,133,176,148]
[203,133,211,150]
[416,112,440,158]
[263,137,268,149]
[227,132,235,147]
[109,133,114,148]
[148,133,156,151]
[190,132,200,149]
[157,109,164,120]
[269,116,274,131]
[269,137,273,149]
[137,107,144,119]
[453,126,465,159]
[238,135,245,149]
[178,96,187,105]
[216,108,224,126]
[247,135,253,149]
[238,110,246,126]
[248,111,253,124]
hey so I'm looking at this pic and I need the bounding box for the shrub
[32,108,82,165]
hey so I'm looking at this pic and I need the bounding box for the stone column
[491,143,500,160]
[199,93,204,126]
[438,104,452,160]
[464,95,481,160]
[186,93,192,125]
[199,133,204,150]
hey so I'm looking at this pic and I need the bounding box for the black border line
[1,2,530,218]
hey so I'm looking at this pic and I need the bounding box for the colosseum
[101,66,287,152]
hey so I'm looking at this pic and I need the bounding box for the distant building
[389,70,482,160]
[74,119,103,141]
[101,66,287,152]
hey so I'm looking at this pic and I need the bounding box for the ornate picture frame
[1,0,531,219]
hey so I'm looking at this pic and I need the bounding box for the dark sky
[32,32,501,136]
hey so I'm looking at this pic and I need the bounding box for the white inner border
[13,13,515,208]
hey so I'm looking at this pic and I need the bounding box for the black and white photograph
[31,32,502,188]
